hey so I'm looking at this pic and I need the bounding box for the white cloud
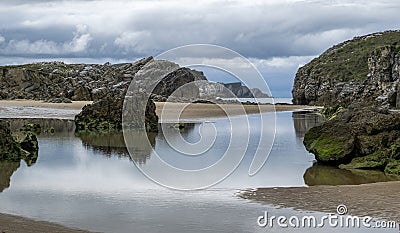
[114,31,152,54]
[0,24,92,55]
[0,0,398,59]
[0,35,5,44]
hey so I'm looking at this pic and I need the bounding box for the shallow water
[0,112,397,232]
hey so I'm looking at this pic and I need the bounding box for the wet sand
[0,100,316,121]
[0,100,92,120]
[238,181,400,223]
[0,213,96,233]
[155,102,315,122]
[0,100,92,109]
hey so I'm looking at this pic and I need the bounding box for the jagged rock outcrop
[292,30,400,108]
[75,59,207,132]
[0,120,39,166]
[0,57,153,101]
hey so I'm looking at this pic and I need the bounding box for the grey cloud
[0,0,398,60]
[0,0,398,97]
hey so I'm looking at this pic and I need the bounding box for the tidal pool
[0,112,397,233]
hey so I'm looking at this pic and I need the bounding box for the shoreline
[155,102,317,122]
[239,181,400,223]
[0,100,318,121]
[0,212,97,233]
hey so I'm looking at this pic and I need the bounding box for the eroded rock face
[0,57,153,101]
[292,31,400,108]
[303,107,400,175]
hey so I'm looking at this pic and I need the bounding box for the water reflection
[0,161,20,192]
[4,118,76,138]
[304,163,400,186]
[292,111,324,138]
[0,112,397,233]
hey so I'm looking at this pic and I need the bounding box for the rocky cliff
[294,31,400,176]
[0,57,153,102]
[292,30,400,109]
[197,81,270,99]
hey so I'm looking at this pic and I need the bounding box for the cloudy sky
[0,0,399,97]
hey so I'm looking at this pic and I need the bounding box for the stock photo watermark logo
[122,44,276,190]
[257,204,399,230]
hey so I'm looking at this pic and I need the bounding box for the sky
[0,0,399,97]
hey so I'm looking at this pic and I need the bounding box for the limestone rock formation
[292,30,400,108]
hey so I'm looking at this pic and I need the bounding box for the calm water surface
[0,112,397,233]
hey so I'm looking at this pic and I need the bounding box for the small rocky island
[292,30,400,176]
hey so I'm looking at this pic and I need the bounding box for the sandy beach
[0,213,96,233]
[239,181,400,223]
[0,100,316,121]
[0,100,92,110]
[156,102,315,122]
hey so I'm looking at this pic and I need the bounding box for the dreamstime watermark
[257,205,399,230]
[122,44,276,190]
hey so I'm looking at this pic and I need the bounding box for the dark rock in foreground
[304,107,400,175]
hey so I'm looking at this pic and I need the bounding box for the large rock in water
[292,30,400,108]
[304,106,400,175]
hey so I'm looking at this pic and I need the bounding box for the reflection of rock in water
[77,130,156,165]
[304,163,399,186]
[4,118,76,137]
[158,123,196,139]
[292,111,324,138]
[0,161,20,192]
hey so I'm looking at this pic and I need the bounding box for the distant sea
[222,97,293,104]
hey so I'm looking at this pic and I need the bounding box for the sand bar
[239,181,400,223]
[0,100,317,121]
[155,102,316,122]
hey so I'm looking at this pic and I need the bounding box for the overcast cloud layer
[0,0,399,96]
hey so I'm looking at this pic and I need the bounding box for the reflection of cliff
[304,163,399,186]
[6,118,76,138]
[77,131,156,165]
[0,161,20,192]
[292,111,324,138]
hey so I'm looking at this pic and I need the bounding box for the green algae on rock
[0,120,40,166]
[303,106,400,175]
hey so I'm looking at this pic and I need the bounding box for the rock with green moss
[384,160,400,176]
[304,123,355,164]
[319,106,345,120]
[339,151,389,170]
[304,107,400,167]
[0,120,39,165]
